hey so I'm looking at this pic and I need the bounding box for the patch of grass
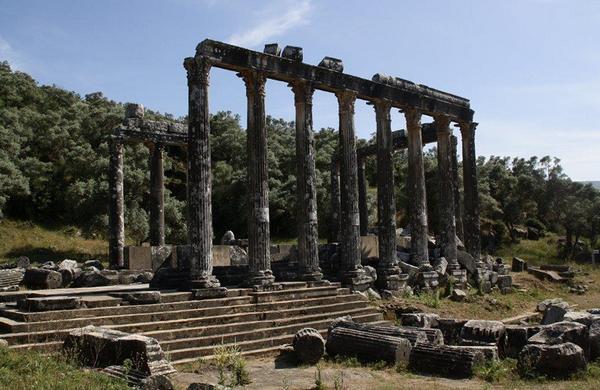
[0,345,129,390]
[474,359,516,383]
[213,344,252,387]
[415,289,440,309]
[0,219,108,265]
[495,235,563,266]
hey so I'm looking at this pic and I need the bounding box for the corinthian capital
[184,56,211,87]
[290,81,314,105]
[335,90,357,114]
[240,70,267,99]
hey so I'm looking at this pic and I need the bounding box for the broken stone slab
[400,313,440,328]
[23,268,62,289]
[63,325,175,377]
[529,321,590,360]
[263,43,281,56]
[436,318,468,345]
[460,320,505,345]
[281,45,303,62]
[590,319,600,360]
[518,342,586,378]
[84,259,104,270]
[80,295,123,308]
[326,326,411,364]
[451,288,467,302]
[528,266,569,283]
[563,311,597,327]
[317,56,344,72]
[111,291,161,305]
[329,318,432,345]
[457,250,477,274]
[540,264,571,273]
[408,343,484,378]
[497,275,512,290]
[541,300,571,325]
[537,298,567,312]
[0,268,25,289]
[293,327,325,364]
[73,269,114,287]
[433,257,448,276]
[18,296,81,312]
[136,271,154,284]
[59,259,79,271]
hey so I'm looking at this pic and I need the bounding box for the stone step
[247,285,339,303]
[0,296,371,341]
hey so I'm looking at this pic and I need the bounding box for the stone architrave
[329,158,341,243]
[291,81,323,281]
[184,56,220,289]
[374,100,400,289]
[108,138,125,269]
[242,70,275,286]
[460,122,481,260]
[357,157,369,236]
[148,142,165,246]
[435,115,458,268]
[336,90,368,287]
[405,108,429,265]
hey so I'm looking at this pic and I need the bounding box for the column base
[415,268,439,292]
[186,274,221,290]
[448,268,468,289]
[341,267,374,292]
[447,262,462,271]
[245,269,276,288]
[299,270,323,282]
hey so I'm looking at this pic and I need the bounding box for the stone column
[336,90,369,288]
[375,100,401,289]
[435,116,458,267]
[460,122,481,260]
[148,142,165,246]
[405,108,429,266]
[291,81,322,281]
[451,135,464,241]
[242,70,275,286]
[184,56,220,289]
[329,158,341,243]
[108,138,125,269]
[357,157,369,236]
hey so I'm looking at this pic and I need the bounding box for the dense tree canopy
[0,61,598,252]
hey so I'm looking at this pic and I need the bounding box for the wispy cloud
[228,0,311,48]
[0,35,26,70]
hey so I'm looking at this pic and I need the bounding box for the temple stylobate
[183,39,479,291]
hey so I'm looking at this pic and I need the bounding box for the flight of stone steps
[0,282,384,366]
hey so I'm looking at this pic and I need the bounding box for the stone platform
[0,282,384,365]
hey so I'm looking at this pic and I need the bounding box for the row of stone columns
[329,111,481,272]
[108,112,167,269]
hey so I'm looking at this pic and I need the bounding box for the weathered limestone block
[448,345,499,361]
[59,259,79,271]
[518,342,586,378]
[496,275,512,290]
[457,250,477,274]
[330,318,430,346]
[528,321,590,360]
[326,327,411,364]
[282,45,303,61]
[85,259,104,270]
[293,328,325,364]
[317,56,343,72]
[460,320,505,345]
[541,301,571,325]
[537,298,567,312]
[512,257,527,272]
[263,43,281,56]
[504,325,545,358]
[436,318,468,345]
[63,325,175,377]
[451,288,467,302]
[111,291,161,305]
[24,268,62,289]
[400,313,440,328]
[408,343,484,378]
[563,311,596,327]
[433,257,448,276]
[73,268,113,288]
[18,296,80,312]
[0,268,25,289]
[590,319,600,360]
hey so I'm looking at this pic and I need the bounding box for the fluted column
[451,135,464,241]
[242,70,275,286]
[405,108,429,266]
[336,90,367,286]
[460,122,481,260]
[374,100,400,288]
[108,138,125,269]
[184,56,220,289]
[435,116,458,267]
[329,158,341,243]
[148,142,165,246]
[291,81,322,281]
[357,157,369,236]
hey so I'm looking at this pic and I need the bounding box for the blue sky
[1,0,598,180]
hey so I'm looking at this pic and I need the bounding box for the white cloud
[0,35,28,71]
[227,0,311,48]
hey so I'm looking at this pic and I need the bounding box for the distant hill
[581,181,600,190]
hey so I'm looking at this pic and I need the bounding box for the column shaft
[291,81,322,281]
[460,122,481,259]
[357,158,369,236]
[405,108,429,265]
[336,90,362,282]
[375,101,397,274]
[435,116,458,265]
[243,70,274,286]
[149,143,165,246]
[451,135,464,241]
[108,139,125,269]
[329,159,341,243]
[184,56,219,289]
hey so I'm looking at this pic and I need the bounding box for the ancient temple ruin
[108,39,481,293]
